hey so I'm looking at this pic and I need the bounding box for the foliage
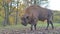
[0,11,5,18]
[9,16,15,25]
[53,11,60,23]
[0,16,4,26]
[18,4,26,17]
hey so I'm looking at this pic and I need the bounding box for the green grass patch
[0,21,60,29]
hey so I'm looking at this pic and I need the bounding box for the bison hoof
[45,28,48,30]
[52,27,54,29]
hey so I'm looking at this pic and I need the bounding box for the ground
[0,27,60,34]
[0,23,60,34]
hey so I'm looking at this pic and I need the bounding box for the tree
[2,0,11,26]
[15,0,19,25]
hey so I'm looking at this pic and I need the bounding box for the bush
[53,11,60,23]
[0,16,4,26]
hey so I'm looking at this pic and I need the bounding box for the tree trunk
[2,0,10,26]
[15,0,19,25]
[34,0,37,5]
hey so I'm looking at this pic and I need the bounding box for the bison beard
[21,5,54,30]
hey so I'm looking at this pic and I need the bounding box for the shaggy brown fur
[21,5,54,30]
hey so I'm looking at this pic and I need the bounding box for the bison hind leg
[34,24,37,30]
[45,20,54,30]
[49,21,54,29]
[45,20,50,30]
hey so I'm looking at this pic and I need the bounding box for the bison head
[21,15,29,26]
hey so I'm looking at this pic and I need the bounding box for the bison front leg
[30,18,37,31]
[31,24,33,31]
[31,24,37,31]
[34,24,37,30]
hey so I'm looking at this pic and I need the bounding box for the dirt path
[0,27,60,34]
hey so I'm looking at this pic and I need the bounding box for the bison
[21,5,54,30]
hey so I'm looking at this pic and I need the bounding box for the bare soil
[0,27,60,34]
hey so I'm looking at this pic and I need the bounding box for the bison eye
[26,16,30,20]
[26,16,29,19]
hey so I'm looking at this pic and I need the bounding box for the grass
[0,21,60,29]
